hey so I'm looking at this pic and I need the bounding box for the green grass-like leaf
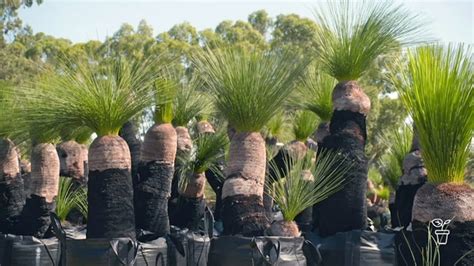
[390,44,473,184]
[267,149,351,221]
[293,65,336,121]
[313,0,426,81]
[193,47,309,132]
[292,110,319,142]
[20,57,160,137]
[173,76,212,127]
[55,177,88,222]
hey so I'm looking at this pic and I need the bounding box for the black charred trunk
[205,166,224,221]
[170,196,206,230]
[135,161,173,236]
[87,168,136,239]
[119,121,142,186]
[295,207,312,233]
[391,184,424,228]
[168,164,182,218]
[0,175,25,233]
[315,110,368,237]
[17,194,55,238]
[222,194,268,236]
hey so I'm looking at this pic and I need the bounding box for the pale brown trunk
[332,80,371,115]
[141,123,177,164]
[196,120,215,134]
[57,140,87,183]
[30,143,60,202]
[268,220,300,237]
[0,138,20,181]
[222,132,269,236]
[179,172,206,198]
[176,126,192,155]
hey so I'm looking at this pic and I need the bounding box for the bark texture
[0,139,24,233]
[171,172,206,230]
[268,220,300,237]
[411,183,474,266]
[315,81,370,237]
[196,120,215,134]
[57,140,87,184]
[222,132,269,236]
[87,135,135,239]
[119,120,142,185]
[29,143,59,203]
[170,126,192,216]
[135,123,176,236]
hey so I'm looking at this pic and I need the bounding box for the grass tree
[193,47,308,236]
[267,150,349,236]
[21,58,158,239]
[171,131,228,230]
[390,44,474,265]
[0,84,24,234]
[293,64,336,144]
[312,0,425,236]
[135,71,178,237]
[56,127,91,185]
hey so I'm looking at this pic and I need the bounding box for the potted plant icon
[431,218,451,245]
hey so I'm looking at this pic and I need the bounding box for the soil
[87,168,135,239]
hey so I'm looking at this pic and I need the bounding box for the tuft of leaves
[267,149,350,221]
[313,0,426,81]
[55,177,88,222]
[172,76,212,127]
[292,110,319,142]
[193,47,309,132]
[292,64,336,121]
[390,44,473,184]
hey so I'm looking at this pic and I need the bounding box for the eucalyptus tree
[21,58,159,239]
[311,0,425,236]
[193,47,308,236]
[391,45,474,265]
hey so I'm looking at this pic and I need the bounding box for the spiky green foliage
[193,47,309,132]
[391,45,473,184]
[267,150,350,221]
[368,167,390,200]
[292,110,319,142]
[0,83,17,139]
[173,77,212,127]
[55,177,88,222]
[262,111,290,142]
[177,131,229,191]
[59,127,92,144]
[293,65,336,121]
[313,0,426,81]
[379,125,413,189]
[19,58,159,137]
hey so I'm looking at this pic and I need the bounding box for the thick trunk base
[18,194,55,237]
[87,168,135,239]
[222,195,269,236]
[135,161,173,236]
[391,183,424,228]
[268,220,300,237]
[315,110,368,237]
[0,176,24,233]
[205,168,223,221]
[170,196,206,230]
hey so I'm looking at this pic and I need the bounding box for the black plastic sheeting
[208,236,307,266]
[304,230,396,266]
[0,234,59,265]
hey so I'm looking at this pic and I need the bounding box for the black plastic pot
[0,234,59,265]
[208,236,307,266]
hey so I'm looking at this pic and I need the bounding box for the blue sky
[18,0,473,44]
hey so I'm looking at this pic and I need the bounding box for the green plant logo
[430,218,451,245]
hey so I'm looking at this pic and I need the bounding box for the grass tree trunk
[87,136,136,239]
[169,126,192,216]
[120,121,141,186]
[312,121,330,230]
[196,120,215,134]
[392,132,426,228]
[20,143,59,237]
[0,138,24,233]
[172,172,207,230]
[411,184,474,265]
[135,123,176,236]
[222,132,269,236]
[57,140,88,185]
[315,80,370,237]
